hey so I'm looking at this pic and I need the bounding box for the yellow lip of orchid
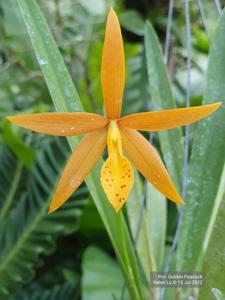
[100,120,134,212]
[7,8,222,213]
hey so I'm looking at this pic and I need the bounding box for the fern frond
[0,137,87,298]
[0,148,24,220]
[12,282,78,300]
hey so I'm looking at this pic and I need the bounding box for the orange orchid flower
[7,9,221,213]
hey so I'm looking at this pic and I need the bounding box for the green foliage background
[0,0,224,299]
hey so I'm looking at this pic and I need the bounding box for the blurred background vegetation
[0,0,224,299]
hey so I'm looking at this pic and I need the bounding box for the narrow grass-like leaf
[146,184,167,270]
[198,164,225,299]
[16,1,144,299]
[126,171,155,281]
[177,10,225,272]
[126,174,166,299]
[144,21,183,190]
[211,289,225,300]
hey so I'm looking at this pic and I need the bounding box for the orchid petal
[101,8,125,119]
[49,127,107,213]
[120,126,184,205]
[7,112,108,136]
[118,102,222,131]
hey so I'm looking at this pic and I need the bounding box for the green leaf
[126,172,165,299]
[120,10,145,36]
[193,28,210,53]
[79,0,107,16]
[17,0,81,113]
[0,138,84,298]
[211,289,225,300]
[126,171,155,280]
[82,246,128,300]
[0,0,25,36]
[2,121,36,167]
[198,165,225,299]
[16,1,144,299]
[144,21,183,190]
[177,10,225,272]
[146,184,167,271]
[0,0,37,69]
